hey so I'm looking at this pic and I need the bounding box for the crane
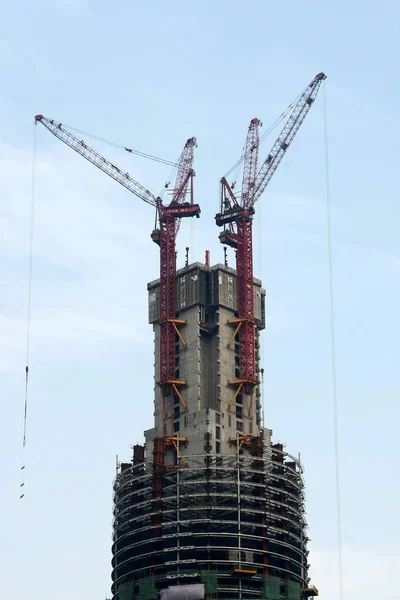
[35,115,200,436]
[215,72,326,432]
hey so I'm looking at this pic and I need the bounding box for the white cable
[20,123,37,499]
[323,81,344,599]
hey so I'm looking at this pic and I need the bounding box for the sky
[1,0,399,598]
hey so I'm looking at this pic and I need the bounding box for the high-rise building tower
[111,260,318,600]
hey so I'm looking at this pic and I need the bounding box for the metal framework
[215,73,326,412]
[112,441,311,599]
[34,116,200,436]
[241,117,261,207]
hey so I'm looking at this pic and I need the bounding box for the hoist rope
[323,81,344,599]
[224,86,306,180]
[255,147,266,431]
[20,123,37,498]
[257,84,311,445]
[258,88,304,146]
[234,150,243,186]
[257,190,263,280]
[158,158,181,200]
[62,123,177,168]
[261,368,265,430]
[190,218,195,264]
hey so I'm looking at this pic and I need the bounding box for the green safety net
[118,582,133,600]
[287,580,301,600]
[201,570,218,597]
[138,577,157,600]
[263,575,280,600]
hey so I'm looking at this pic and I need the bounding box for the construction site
[34,72,326,600]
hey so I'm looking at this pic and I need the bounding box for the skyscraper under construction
[110,73,326,600]
[111,259,319,600]
[34,72,325,600]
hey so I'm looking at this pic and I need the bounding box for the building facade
[111,262,317,600]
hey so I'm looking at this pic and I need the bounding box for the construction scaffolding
[111,260,317,600]
[112,441,310,599]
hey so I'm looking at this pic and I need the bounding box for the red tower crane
[215,72,326,428]
[34,115,200,436]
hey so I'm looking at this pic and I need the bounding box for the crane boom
[215,72,326,438]
[169,136,197,237]
[241,118,261,207]
[171,136,196,204]
[156,137,199,398]
[35,114,200,440]
[246,72,326,209]
[34,115,158,208]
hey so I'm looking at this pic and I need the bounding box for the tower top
[146,261,265,460]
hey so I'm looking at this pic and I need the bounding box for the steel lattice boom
[35,115,200,433]
[215,72,326,402]
[34,115,158,207]
[242,117,261,208]
[152,137,198,393]
[250,73,326,208]
[172,136,196,204]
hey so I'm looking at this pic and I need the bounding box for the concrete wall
[148,262,265,326]
[146,262,265,460]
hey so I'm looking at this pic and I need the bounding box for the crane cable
[224,86,306,180]
[252,90,307,436]
[223,87,304,198]
[61,123,177,168]
[258,197,266,429]
[158,155,181,199]
[323,81,344,599]
[256,79,343,597]
[20,123,37,499]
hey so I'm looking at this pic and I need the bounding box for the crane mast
[151,136,197,434]
[242,117,261,207]
[35,115,200,436]
[215,72,326,429]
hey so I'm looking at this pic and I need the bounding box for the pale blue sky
[1,1,399,599]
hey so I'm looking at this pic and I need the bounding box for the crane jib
[34,114,159,208]
[215,71,326,401]
[34,111,200,419]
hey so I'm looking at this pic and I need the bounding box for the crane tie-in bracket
[165,436,188,467]
[158,379,188,410]
[229,434,257,449]
[161,318,187,348]
[227,317,256,348]
[227,378,257,409]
